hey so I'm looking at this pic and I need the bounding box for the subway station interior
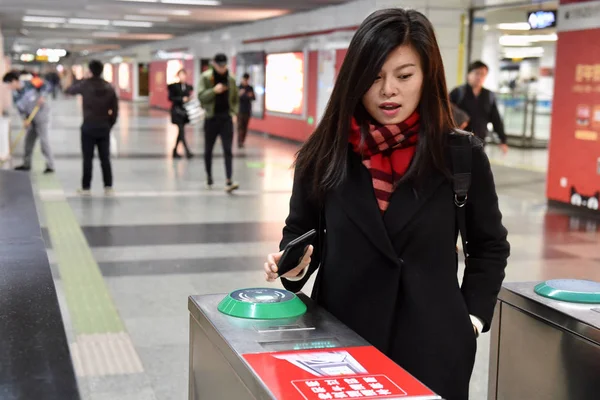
[1,0,599,399]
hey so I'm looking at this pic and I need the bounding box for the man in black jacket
[65,60,119,195]
[450,61,509,154]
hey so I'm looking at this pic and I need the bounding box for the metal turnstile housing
[489,282,600,400]
[189,293,441,400]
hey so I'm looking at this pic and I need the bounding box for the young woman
[264,8,510,400]
[168,69,194,159]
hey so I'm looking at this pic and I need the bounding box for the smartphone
[277,229,317,277]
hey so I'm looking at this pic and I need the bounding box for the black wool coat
[168,82,193,125]
[281,137,510,400]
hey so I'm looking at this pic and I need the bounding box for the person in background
[45,70,61,99]
[3,71,55,173]
[65,60,119,196]
[237,73,255,149]
[263,9,509,400]
[450,60,509,154]
[168,69,194,159]
[198,53,240,193]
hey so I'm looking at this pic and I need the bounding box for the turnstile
[489,281,600,400]
[189,289,442,400]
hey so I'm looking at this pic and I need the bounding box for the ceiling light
[23,16,67,24]
[25,10,65,17]
[140,8,191,16]
[497,23,531,31]
[124,14,168,22]
[68,18,111,25]
[93,32,121,38]
[112,20,154,27]
[499,33,557,46]
[160,0,220,5]
[503,47,544,59]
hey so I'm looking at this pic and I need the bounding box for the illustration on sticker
[570,187,600,211]
[577,105,591,127]
[273,351,368,377]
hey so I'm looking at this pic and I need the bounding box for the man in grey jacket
[3,72,55,173]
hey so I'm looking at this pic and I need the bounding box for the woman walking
[168,69,194,159]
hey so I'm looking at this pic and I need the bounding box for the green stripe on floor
[32,156,124,335]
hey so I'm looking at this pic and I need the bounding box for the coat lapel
[383,172,446,238]
[335,152,400,266]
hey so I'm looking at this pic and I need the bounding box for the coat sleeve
[110,89,119,127]
[489,94,507,144]
[230,77,240,117]
[449,87,459,104]
[461,141,510,332]
[279,167,322,294]
[197,75,215,105]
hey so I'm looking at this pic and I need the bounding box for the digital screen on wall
[166,60,183,85]
[118,63,130,91]
[236,51,266,119]
[265,52,304,115]
[527,10,557,30]
[103,64,113,83]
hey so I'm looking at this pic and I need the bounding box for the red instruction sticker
[243,346,439,399]
[293,375,407,399]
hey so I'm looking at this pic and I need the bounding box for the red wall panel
[335,49,348,79]
[546,26,600,211]
[149,60,169,110]
[248,51,319,142]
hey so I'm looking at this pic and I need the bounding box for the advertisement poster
[243,346,439,399]
[265,52,305,115]
[166,59,184,85]
[118,63,130,91]
[546,0,600,211]
[103,64,113,84]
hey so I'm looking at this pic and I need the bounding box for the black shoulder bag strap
[450,133,473,259]
[311,203,327,301]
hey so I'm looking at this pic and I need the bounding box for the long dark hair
[295,8,455,200]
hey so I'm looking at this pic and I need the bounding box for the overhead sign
[528,10,557,30]
[557,0,600,32]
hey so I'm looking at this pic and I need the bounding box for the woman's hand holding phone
[264,245,313,282]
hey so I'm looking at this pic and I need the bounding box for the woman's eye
[398,74,413,80]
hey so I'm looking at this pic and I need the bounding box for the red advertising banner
[243,346,438,399]
[546,0,600,211]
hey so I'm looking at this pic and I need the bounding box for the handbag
[183,98,205,125]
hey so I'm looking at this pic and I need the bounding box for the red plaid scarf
[349,111,420,213]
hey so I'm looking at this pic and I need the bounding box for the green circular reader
[534,279,600,304]
[218,288,307,320]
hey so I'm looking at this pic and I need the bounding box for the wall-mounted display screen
[118,63,130,91]
[528,10,557,30]
[265,52,304,115]
[166,59,183,85]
